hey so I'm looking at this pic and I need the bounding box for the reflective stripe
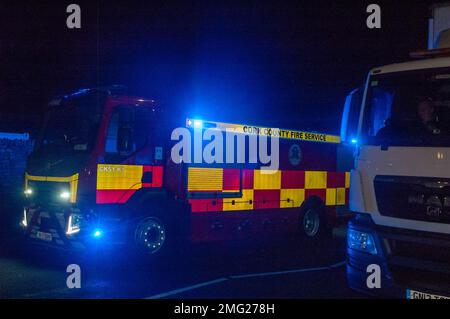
[326,188,337,206]
[96,164,164,204]
[187,167,223,191]
[345,172,351,188]
[305,171,327,189]
[188,168,350,212]
[336,187,347,205]
[253,170,281,190]
[186,118,341,144]
[223,190,254,211]
[97,164,143,190]
[280,188,305,208]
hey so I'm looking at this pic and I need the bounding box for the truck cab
[342,14,450,297]
[22,87,167,254]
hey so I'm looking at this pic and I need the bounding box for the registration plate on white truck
[406,289,450,299]
[36,231,52,242]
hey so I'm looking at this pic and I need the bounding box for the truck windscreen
[38,92,105,153]
[362,67,450,147]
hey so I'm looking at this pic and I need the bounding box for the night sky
[0,0,437,134]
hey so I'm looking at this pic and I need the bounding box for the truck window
[104,105,154,161]
[340,88,362,143]
[368,88,394,136]
[39,92,105,153]
[105,111,120,153]
[362,68,450,146]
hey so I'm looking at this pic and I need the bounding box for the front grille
[379,227,450,291]
[27,180,71,204]
[374,175,450,224]
[390,266,450,291]
[39,216,58,231]
[388,238,450,266]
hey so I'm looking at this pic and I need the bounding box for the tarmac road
[0,226,365,299]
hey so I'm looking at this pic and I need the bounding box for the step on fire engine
[21,86,351,256]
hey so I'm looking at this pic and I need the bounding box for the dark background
[0,0,437,134]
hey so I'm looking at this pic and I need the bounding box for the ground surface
[0,224,367,299]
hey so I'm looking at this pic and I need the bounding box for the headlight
[24,188,33,196]
[66,214,82,235]
[21,209,28,227]
[59,191,71,200]
[347,228,378,255]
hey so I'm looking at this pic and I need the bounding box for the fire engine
[21,86,351,257]
[343,3,450,299]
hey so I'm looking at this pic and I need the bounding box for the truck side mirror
[340,88,362,145]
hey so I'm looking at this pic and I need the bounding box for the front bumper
[346,214,450,298]
[22,204,127,252]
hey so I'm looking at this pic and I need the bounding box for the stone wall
[0,138,33,196]
[0,136,33,237]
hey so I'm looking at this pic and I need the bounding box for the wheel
[302,208,321,237]
[124,195,189,263]
[134,217,167,255]
[129,212,184,262]
[299,198,331,241]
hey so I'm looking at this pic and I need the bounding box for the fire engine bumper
[346,214,450,299]
[21,204,128,254]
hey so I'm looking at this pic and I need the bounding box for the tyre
[133,216,167,255]
[127,199,187,263]
[298,198,331,241]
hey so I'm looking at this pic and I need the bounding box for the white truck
[342,3,450,298]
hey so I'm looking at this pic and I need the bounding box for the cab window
[104,105,154,162]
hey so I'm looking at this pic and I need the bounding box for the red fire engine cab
[21,87,351,255]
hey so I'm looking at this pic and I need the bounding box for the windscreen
[38,92,105,153]
[362,67,450,147]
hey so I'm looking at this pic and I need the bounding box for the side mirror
[117,126,133,154]
[340,88,362,145]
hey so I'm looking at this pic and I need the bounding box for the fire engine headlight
[347,228,378,255]
[59,190,71,200]
[66,214,81,235]
[24,188,33,196]
[21,209,28,228]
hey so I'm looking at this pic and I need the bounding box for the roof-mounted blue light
[193,120,203,129]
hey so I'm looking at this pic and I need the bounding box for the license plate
[406,289,450,299]
[36,231,52,242]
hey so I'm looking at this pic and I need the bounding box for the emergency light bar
[185,118,341,144]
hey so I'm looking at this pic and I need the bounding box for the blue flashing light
[186,118,217,130]
[92,229,104,238]
[351,138,358,144]
[193,120,203,129]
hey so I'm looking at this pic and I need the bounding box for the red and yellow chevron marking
[188,167,349,213]
[96,164,163,204]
